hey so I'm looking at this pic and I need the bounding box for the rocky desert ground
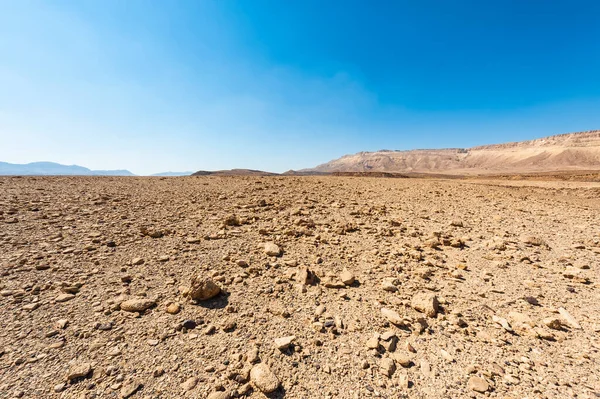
[1,175,599,399]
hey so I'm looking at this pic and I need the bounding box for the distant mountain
[0,161,135,176]
[150,171,192,177]
[191,169,278,176]
[300,130,600,175]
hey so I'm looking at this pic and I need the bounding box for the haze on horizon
[1,1,599,175]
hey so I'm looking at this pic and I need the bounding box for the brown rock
[250,363,279,393]
[187,276,221,301]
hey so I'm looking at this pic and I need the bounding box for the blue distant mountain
[0,161,135,176]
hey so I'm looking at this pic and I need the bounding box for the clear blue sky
[1,0,599,174]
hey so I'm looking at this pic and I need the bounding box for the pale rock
[411,293,439,317]
[120,298,156,312]
[250,363,279,393]
[187,276,221,301]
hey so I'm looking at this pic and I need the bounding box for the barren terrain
[308,130,600,175]
[1,176,599,399]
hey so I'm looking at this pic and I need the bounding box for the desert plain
[0,175,599,399]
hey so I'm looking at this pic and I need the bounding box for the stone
[381,308,406,326]
[365,335,380,349]
[250,363,279,393]
[120,298,156,312]
[274,335,296,350]
[181,377,198,391]
[166,303,181,314]
[264,242,281,257]
[247,346,260,364]
[380,358,396,377]
[558,307,581,329]
[467,376,489,393]
[382,278,398,292]
[340,269,355,285]
[131,258,144,265]
[391,353,412,367]
[411,293,439,317]
[55,293,75,303]
[543,317,563,330]
[207,392,231,399]
[187,276,221,301]
[67,363,92,381]
[120,381,142,398]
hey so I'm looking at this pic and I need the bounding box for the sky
[1,0,599,175]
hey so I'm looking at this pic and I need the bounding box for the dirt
[1,175,599,399]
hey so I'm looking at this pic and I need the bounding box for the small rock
[131,258,144,265]
[264,242,281,257]
[250,363,279,393]
[381,308,406,326]
[542,317,563,330]
[467,376,489,393]
[274,335,296,350]
[166,303,181,314]
[207,392,231,399]
[340,269,355,285]
[181,377,198,391]
[411,293,439,317]
[67,363,92,381]
[55,294,75,303]
[187,276,221,301]
[558,307,581,329]
[120,381,142,398]
[120,298,156,312]
[380,358,396,377]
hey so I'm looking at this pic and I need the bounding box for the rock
[391,353,412,367]
[440,349,454,362]
[181,377,198,391]
[187,276,221,301]
[382,278,398,292]
[250,363,279,393]
[542,317,563,330]
[247,346,260,364]
[467,376,489,393]
[120,381,142,398]
[166,303,181,314]
[411,293,439,317]
[380,358,396,377]
[264,242,281,257]
[120,298,156,312]
[54,383,66,393]
[207,392,231,399]
[492,315,513,332]
[131,258,144,265]
[274,335,296,350]
[558,307,581,329]
[297,266,314,285]
[67,363,92,381]
[321,276,345,288]
[365,335,380,349]
[55,293,75,303]
[340,269,355,285]
[381,308,406,326]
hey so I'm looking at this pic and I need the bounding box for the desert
[1,175,599,398]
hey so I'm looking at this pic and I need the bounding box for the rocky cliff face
[309,130,600,174]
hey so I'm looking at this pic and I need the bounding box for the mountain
[0,162,135,176]
[303,130,600,175]
[150,172,193,177]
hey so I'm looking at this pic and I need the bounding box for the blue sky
[1,0,599,174]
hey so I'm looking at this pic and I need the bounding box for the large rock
[120,298,156,312]
[250,363,279,393]
[188,276,221,301]
[467,376,489,393]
